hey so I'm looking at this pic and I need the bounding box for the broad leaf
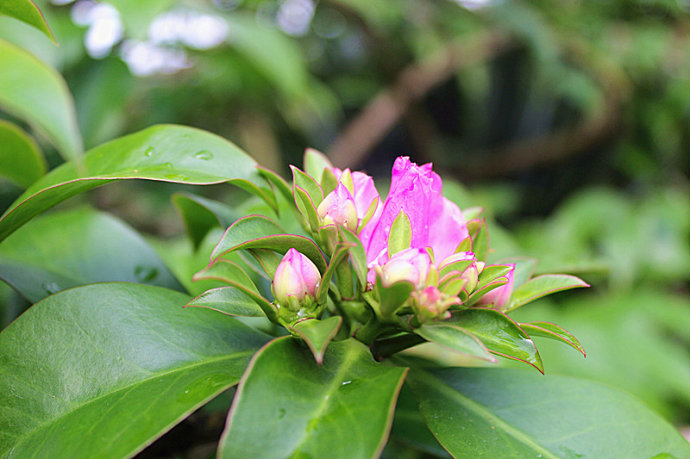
[390,386,450,457]
[0,39,81,159]
[505,274,590,312]
[288,316,342,364]
[0,120,46,188]
[0,1,55,42]
[448,309,543,372]
[519,321,586,357]
[0,207,182,302]
[219,337,407,458]
[172,192,238,249]
[415,323,495,362]
[210,215,326,272]
[0,283,269,458]
[186,286,265,317]
[0,124,260,242]
[409,368,690,458]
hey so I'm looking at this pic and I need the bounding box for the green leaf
[303,148,333,182]
[0,119,46,188]
[0,283,269,458]
[291,165,324,207]
[467,265,511,305]
[218,337,407,458]
[0,124,260,242]
[415,323,495,363]
[210,215,326,272]
[388,211,412,257]
[172,192,238,249]
[0,0,55,42]
[376,276,415,319]
[194,259,276,320]
[288,316,342,364]
[293,184,320,232]
[316,243,351,304]
[257,165,293,204]
[185,286,266,317]
[0,207,182,302]
[448,309,543,372]
[519,321,586,357]
[409,368,690,458]
[390,385,450,458]
[340,226,368,288]
[505,274,590,312]
[468,218,489,262]
[0,39,81,160]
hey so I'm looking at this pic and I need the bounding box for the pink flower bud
[477,263,515,308]
[273,248,321,306]
[332,168,382,233]
[380,248,432,287]
[317,183,358,230]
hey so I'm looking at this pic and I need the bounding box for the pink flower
[379,247,432,287]
[477,263,515,308]
[332,168,382,232]
[272,248,321,306]
[362,157,469,269]
[317,183,358,230]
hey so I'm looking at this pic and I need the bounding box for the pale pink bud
[317,183,358,230]
[380,247,432,287]
[273,248,321,305]
[477,263,515,308]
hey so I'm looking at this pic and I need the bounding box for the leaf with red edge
[288,316,342,364]
[505,274,590,312]
[519,321,586,357]
[185,286,266,317]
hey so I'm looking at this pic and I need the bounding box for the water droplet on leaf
[194,150,214,160]
[42,282,60,294]
[144,147,154,157]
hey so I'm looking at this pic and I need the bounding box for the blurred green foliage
[0,0,688,452]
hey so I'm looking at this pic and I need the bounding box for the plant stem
[371,333,425,361]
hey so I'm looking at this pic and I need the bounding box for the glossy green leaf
[409,368,690,458]
[467,265,511,305]
[388,211,412,257]
[340,226,368,288]
[0,283,269,458]
[293,184,320,232]
[448,309,543,372]
[0,39,80,159]
[185,286,266,318]
[415,323,495,362]
[0,207,182,302]
[291,165,324,206]
[257,165,293,204]
[289,316,342,364]
[519,321,586,357]
[390,385,450,458]
[505,274,590,312]
[376,277,415,319]
[172,192,238,249]
[210,215,326,272]
[0,124,260,242]
[219,337,407,458]
[303,148,333,182]
[194,259,276,320]
[0,1,54,43]
[0,120,46,188]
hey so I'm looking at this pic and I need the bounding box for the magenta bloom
[380,247,432,287]
[362,157,469,269]
[477,263,515,308]
[273,248,321,305]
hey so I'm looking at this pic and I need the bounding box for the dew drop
[144,146,154,157]
[134,265,159,282]
[194,150,214,160]
[42,282,60,294]
[341,380,352,386]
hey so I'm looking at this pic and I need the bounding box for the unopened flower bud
[273,248,321,309]
[317,183,358,231]
[412,286,458,323]
[380,248,431,287]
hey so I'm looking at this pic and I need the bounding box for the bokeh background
[1,0,689,455]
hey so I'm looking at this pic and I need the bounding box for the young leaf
[218,337,407,458]
[0,124,262,242]
[388,211,412,257]
[303,148,334,181]
[0,120,46,188]
[210,215,326,273]
[291,165,324,207]
[467,264,512,305]
[408,368,690,458]
[0,0,55,42]
[447,308,543,372]
[293,185,321,232]
[0,283,269,458]
[415,323,496,362]
[339,226,368,288]
[0,207,182,302]
[316,243,351,304]
[505,274,590,312]
[257,165,293,204]
[227,178,278,214]
[185,286,266,317]
[519,321,586,357]
[0,39,81,160]
[288,316,342,364]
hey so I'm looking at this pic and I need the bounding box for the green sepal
[461,206,484,221]
[468,218,489,262]
[288,316,342,364]
[467,265,512,305]
[388,211,412,258]
[375,274,415,320]
[358,197,380,233]
[339,226,368,288]
[320,168,338,195]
